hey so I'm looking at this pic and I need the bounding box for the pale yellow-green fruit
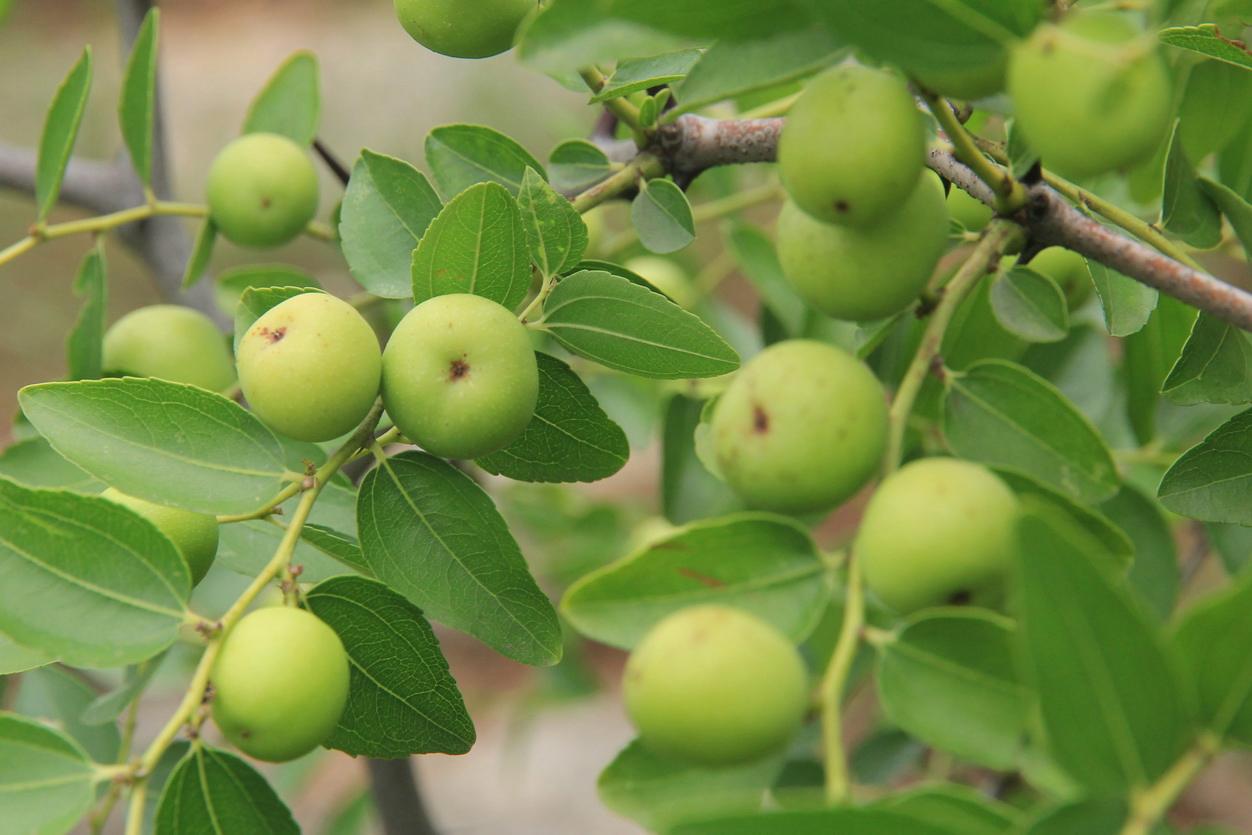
[394,0,532,58]
[711,340,887,514]
[103,305,235,393]
[624,605,809,765]
[947,186,993,232]
[1031,247,1092,307]
[778,64,925,227]
[206,133,319,248]
[582,206,607,257]
[624,256,696,308]
[1008,12,1171,180]
[236,293,382,442]
[382,294,538,459]
[212,607,349,762]
[101,488,218,585]
[915,60,1007,101]
[776,173,948,321]
[857,458,1019,614]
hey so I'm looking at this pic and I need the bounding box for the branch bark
[365,749,438,835]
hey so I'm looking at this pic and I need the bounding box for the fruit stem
[819,549,864,804]
[921,89,1028,214]
[571,154,665,214]
[1119,731,1219,835]
[884,220,1024,472]
[578,66,649,143]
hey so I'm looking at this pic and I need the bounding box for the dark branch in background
[313,138,352,187]
[364,712,440,834]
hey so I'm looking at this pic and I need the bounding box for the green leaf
[0,633,55,674]
[117,8,158,185]
[0,713,97,835]
[1173,572,1252,744]
[233,285,323,352]
[1159,408,1252,524]
[997,470,1133,570]
[218,483,361,582]
[562,513,828,649]
[340,150,442,299]
[548,139,612,191]
[1123,295,1198,445]
[20,377,289,516]
[425,124,545,197]
[1086,258,1157,338]
[14,666,120,763]
[410,181,531,311]
[306,576,475,757]
[300,524,369,574]
[727,224,807,338]
[989,267,1069,343]
[518,167,587,277]
[36,47,92,222]
[1005,119,1040,181]
[0,438,100,492]
[80,653,165,725]
[1014,509,1195,794]
[1199,176,1252,257]
[1024,800,1130,835]
[0,478,188,667]
[1161,312,1252,405]
[876,609,1028,770]
[943,360,1119,503]
[877,785,1020,835]
[541,270,739,379]
[476,353,628,483]
[1159,24,1252,72]
[632,178,695,253]
[1179,62,1252,161]
[1162,121,1223,249]
[242,51,320,145]
[155,746,299,834]
[598,739,783,832]
[357,451,562,666]
[214,263,320,315]
[662,395,744,524]
[678,28,842,112]
[592,50,701,101]
[181,217,217,289]
[672,807,960,835]
[65,245,106,380]
[1100,485,1178,621]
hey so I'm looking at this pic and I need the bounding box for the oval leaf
[1087,258,1157,338]
[0,438,100,492]
[36,47,93,222]
[518,167,587,276]
[632,178,695,253]
[425,124,545,198]
[242,51,320,145]
[1161,311,1252,405]
[989,267,1068,343]
[181,217,217,289]
[549,139,612,191]
[306,575,475,757]
[672,807,960,835]
[214,264,320,316]
[877,785,1020,835]
[357,451,562,666]
[118,8,159,185]
[155,746,299,834]
[1174,572,1252,744]
[0,633,56,675]
[20,377,290,516]
[0,713,96,835]
[1158,408,1252,524]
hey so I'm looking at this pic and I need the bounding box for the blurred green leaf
[1162,121,1223,249]
[1024,799,1130,835]
[14,666,120,763]
[1100,485,1178,622]
[1173,572,1252,744]
[242,51,320,145]
[65,245,106,381]
[662,395,744,524]
[876,784,1020,835]
[0,632,55,674]
[1159,24,1252,71]
[181,217,217,289]
[1087,258,1157,338]
[632,178,695,253]
[117,8,158,185]
[0,438,100,492]
[548,140,612,191]
[35,47,92,223]
[989,267,1068,344]
[1123,295,1198,444]
[0,713,96,834]
[672,807,960,835]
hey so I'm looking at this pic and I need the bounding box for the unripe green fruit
[394,0,532,58]
[206,133,319,248]
[103,305,235,392]
[102,488,218,585]
[1031,247,1092,308]
[776,173,948,321]
[212,607,349,762]
[914,60,1006,102]
[624,256,696,308]
[711,340,887,514]
[778,64,925,227]
[382,294,538,459]
[947,186,993,232]
[624,605,808,765]
[582,206,607,256]
[236,293,382,442]
[857,458,1019,614]
[1008,13,1171,181]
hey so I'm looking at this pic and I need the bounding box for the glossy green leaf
[562,513,828,649]
[1173,572,1252,744]
[20,377,289,516]
[1014,509,1194,794]
[943,360,1119,503]
[242,50,320,145]
[477,353,628,483]
[661,395,743,524]
[307,576,475,757]
[541,270,739,379]
[1162,121,1223,249]
[357,451,562,666]
[876,784,1020,835]
[117,8,159,185]
[1161,312,1252,405]
[989,267,1068,343]
[425,124,545,197]
[65,245,106,381]
[548,139,612,191]
[678,28,842,111]
[598,739,782,832]
[340,150,442,299]
[410,181,531,311]
[0,438,100,492]
[155,746,299,834]
[35,48,92,222]
[214,264,320,315]
[1159,408,1252,524]
[14,666,120,763]
[0,632,55,674]
[1100,485,1178,621]
[0,478,188,667]
[1159,24,1252,71]
[0,713,97,835]
[518,167,587,277]
[672,807,959,835]
[1086,258,1157,338]
[181,217,217,289]
[592,50,701,101]
[632,178,695,253]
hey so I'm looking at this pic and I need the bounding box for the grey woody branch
[650,115,1252,332]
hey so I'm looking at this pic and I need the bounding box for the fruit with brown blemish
[778,64,925,227]
[103,305,236,392]
[776,172,948,321]
[709,339,888,513]
[236,293,382,442]
[206,133,319,248]
[857,457,1019,614]
[102,488,219,585]
[623,605,809,765]
[211,606,349,762]
[381,293,538,459]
